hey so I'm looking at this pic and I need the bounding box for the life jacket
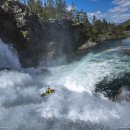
[46,88,54,94]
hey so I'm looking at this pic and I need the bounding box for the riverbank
[78,36,127,52]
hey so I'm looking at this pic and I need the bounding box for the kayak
[41,89,55,97]
[41,92,50,97]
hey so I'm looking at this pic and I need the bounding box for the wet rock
[0,1,28,65]
[0,67,12,71]
[0,1,86,67]
[39,19,86,65]
[95,72,130,101]
[0,1,42,67]
[78,41,97,51]
[115,86,130,102]
[122,48,130,55]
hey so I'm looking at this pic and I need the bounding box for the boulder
[78,41,97,51]
[95,72,130,100]
[122,48,130,55]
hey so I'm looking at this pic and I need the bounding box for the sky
[66,0,130,23]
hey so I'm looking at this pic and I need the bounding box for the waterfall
[0,39,21,70]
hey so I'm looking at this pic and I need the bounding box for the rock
[115,86,130,102]
[122,48,130,55]
[95,72,130,100]
[78,41,97,51]
[0,67,12,71]
[39,19,86,65]
[0,1,42,67]
[0,1,86,67]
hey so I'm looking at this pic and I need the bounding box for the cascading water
[0,38,130,130]
[0,39,21,70]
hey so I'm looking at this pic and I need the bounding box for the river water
[0,38,130,130]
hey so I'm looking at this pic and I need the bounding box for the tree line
[10,0,126,41]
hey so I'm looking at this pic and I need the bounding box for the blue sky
[66,0,130,23]
[66,0,112,12]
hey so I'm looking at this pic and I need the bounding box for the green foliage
[120,19,130,31]
[19,0,126,41]
[68,2,76,20]
[28,0,43,15]
[55,0,67,19]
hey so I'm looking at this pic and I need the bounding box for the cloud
[108,7,128,13]
[87,0,130,23]
[109,0,130,14]
[88,11,102,17]
[108,0,130,23]
[67,5,72,11]
[110,13,130,23]
[67,5,76,11]
[112,0,130,8]
[88,11,106,22]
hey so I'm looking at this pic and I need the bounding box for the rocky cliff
[0,1,86,67]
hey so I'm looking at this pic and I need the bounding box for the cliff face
[39,20,86,65]
[0,1,86,67]
[0,1,27,55]
[0,1,42,66]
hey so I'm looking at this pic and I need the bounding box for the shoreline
[78,36,127,52]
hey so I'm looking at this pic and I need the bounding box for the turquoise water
[0,38,130,130]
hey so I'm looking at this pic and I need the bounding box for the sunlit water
[0,38,130,130]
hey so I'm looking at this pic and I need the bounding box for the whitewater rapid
[0,38,130,130]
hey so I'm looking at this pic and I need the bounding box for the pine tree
[46,0,56,19]
[41,1,48,19]
[47,0,54,8]
[91,15,99,41]
[81,11,92,39]
[82,12,89,24]
[56,0,67,19]
[75,11,80,23]
[69,2,76,20]
[28,0,43,16]
[101,19,108,33]
[62,0,67,18]
[92,15,96,24]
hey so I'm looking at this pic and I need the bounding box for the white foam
[0,39,21,70]
[0,39,130,130]
[38,50,130,129]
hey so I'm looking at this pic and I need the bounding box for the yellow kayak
[41,88,55,97]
